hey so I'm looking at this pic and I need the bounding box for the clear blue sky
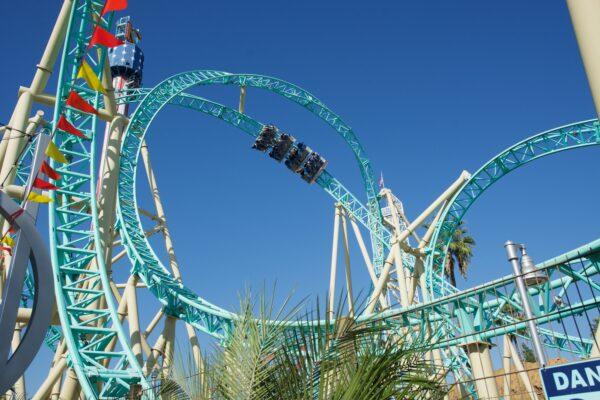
[1,0,599,392]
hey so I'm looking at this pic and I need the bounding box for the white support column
[462,341,499,400]
[239,85,247,113]
[97,115,128,273]
[382,190,410,308]
[185,323,205,379]
[126,275,144,365]
[143,329,167,376]
[507,336,539,400]
[144,309,165,338]
[340,211,355,316]
[567,0,600,117]
[0,0,72,165]
[392,171,470,247]
[418,200,447,251]
[59,369,81,400]
[391,239,410,308]
[162,316,177,374]
[32,357,67,400]
[365,251,396,315]
[502,335,512,400]
[0,112,45,297]
[407,256,424,305]
[592,322,600,357]
[348,217,388,309]
[368,172,470,310]
[140,141,183,281]
[7,325,25,400]
[328,206,341,319]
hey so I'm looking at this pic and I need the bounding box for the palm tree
[158,294,447,400]
[444,220,476,287]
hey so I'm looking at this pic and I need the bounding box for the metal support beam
[567,0,600,117]
[239,85,246,113]
[505,241,547,367]
[340,211,355,317]
[461,341,499,400]
[328,206,341,319]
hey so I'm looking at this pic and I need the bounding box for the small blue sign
[541,358,600,400]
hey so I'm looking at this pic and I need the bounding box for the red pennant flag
[66,91,98,115]
[88,25,124,48]
[33,177,59,191]
[57,115,86,138]
[101,0,128,16]
[41,161,61,180]
[0,246,12,256]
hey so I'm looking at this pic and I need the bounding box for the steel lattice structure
[2,1,600,399]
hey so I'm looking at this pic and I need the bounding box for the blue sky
[2,0,600,392]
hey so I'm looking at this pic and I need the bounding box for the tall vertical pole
[502,335,512,400]
[162,316,177,374]
[0,0,72,167]
[462,341,500,400]
[340,211,355,317]
[140,142,183,281]
[506,335,539,400]
[185,323,204,380]
[383,190,410,307]
[239,86,247,113]
[504,241,547,367]
[348,217,388,309]
[0,112,45,298]
[567,0,600,117]
[365,251,396,315]
[328,206,341,319]
[126,276,144,365]
[7,325,25,399]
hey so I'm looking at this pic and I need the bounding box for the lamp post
[504,241,547,367]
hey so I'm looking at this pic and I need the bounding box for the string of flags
[0,0,128,256]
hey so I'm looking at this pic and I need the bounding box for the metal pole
[126,276,143,365]
[239,85,246,113]
[365,251,396,315]
[140,141,183,280]
[507,335,539,400]
[504,241,546,367]
[502,335,512,400]
[383,190,410,307]
[328,206,341,319]
[348,217,388,309]
[368,171,470,301]
[340,211,355,317]
[567,0,600,117]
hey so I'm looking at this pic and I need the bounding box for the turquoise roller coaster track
[116,71,394,339]
[47,1,150,397]
[425,119,600,299]
[31,1,600,398]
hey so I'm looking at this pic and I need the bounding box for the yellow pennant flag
[27,192,52,203]
[1,236,14,247]
[77,60,106,94]
[45,141,68,164]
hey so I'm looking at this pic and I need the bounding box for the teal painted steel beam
[47,1,151,397]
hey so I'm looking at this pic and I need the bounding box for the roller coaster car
[285,142,310,172]
[269,133,294,162]
[252,125,277,151]
[301,152,327,183]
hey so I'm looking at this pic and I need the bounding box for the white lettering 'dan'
[584,366,600,387]
[571,370,588,389]
[554,372,569,391]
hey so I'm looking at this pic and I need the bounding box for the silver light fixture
[520,245,548,287]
